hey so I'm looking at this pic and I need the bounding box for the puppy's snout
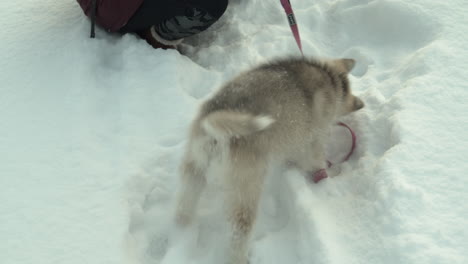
[353,97,364,111]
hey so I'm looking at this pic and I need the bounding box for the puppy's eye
[340,75,349,97]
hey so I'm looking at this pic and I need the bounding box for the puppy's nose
[353,97,364,111]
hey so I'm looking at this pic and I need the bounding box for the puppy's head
[329,58,365,116]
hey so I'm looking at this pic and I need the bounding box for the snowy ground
[1,0,467,264]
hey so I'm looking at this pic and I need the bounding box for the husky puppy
[174,57,364,264]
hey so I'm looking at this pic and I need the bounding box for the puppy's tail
[202,111,275,138]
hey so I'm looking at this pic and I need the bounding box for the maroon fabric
[77,0,144,32]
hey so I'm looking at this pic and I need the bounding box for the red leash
[280,2,357,183]
[280,0,304,56]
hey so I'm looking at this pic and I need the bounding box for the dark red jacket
[77,0,144,32]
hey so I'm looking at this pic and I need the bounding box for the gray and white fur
[174,57,364,264]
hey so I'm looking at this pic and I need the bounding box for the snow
[1,0,467,264]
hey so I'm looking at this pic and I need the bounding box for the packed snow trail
[1,0,467,264]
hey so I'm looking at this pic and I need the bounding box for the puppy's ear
[334,58,355,73]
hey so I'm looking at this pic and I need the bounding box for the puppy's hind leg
[225,149,267,264]
[174,137,213,227]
